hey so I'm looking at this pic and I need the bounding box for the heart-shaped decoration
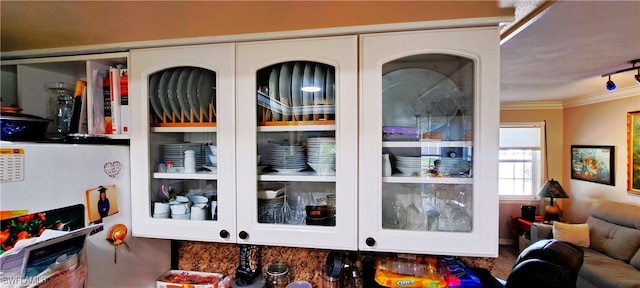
[104,161,122,178]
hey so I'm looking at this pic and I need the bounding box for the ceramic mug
[153,202,170,214]
[190,203,207,220]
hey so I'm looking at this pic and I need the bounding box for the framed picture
[628,111,640,194]
[571,145,615,186]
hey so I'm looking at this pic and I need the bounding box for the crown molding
[562,85,640,108]
[500,85,640,110]
[500,101,564,110]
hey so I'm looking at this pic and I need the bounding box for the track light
[602,58,640,91]
[606,76,616,91]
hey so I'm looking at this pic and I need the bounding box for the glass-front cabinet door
[236,36,358,249]
[359,28,500,256]
[130,44,237,242]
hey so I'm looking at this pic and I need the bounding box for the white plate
[197,70,216,121]
[291,62,304,121]
[325,66,335,119]
[269,67,280,121]
[381,68,460,130]
[272,168,306,174]
[148,72,163,119]
[302,63,314,121]
[279,63,292,121]
[203,166,217,172]
[187,69,202,121]
[167,68,182,119]
[313,65,326,120]
[177,68,193,121]
[158,70,174,120]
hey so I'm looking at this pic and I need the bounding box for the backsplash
[178,241,496,287]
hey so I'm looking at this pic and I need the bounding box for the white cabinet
[1,53,128,137]
[129,44,237,242]
[358,27,500,256]
[127,27,500,255]
[235,36,359,249]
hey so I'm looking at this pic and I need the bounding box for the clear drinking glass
[285,191,312,225]
[383,199,406,229]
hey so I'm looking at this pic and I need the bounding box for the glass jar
[47,82,75,134]
[56,93,74,134]
[266,262,290,288]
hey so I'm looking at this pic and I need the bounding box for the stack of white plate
[161,143,205,168]
[268,144,306,174]
[307,137,336,175]
[395,156,423,176]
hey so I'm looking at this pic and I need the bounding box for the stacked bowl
[268,143,306,174]
[306,137,336,175]
[395,156,423,176]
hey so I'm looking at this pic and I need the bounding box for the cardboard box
[156,270,230,288]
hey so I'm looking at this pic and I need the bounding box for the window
[499,123,545,199]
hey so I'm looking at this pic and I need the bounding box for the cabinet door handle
[219,230,229,238]
[365,237,376,247]
[239,231,249,240]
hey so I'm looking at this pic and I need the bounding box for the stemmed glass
[404,188,423,230]
[408,97,427,140]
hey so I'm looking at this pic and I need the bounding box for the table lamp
[537,179,569,221]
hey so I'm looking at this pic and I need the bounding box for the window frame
[498,122,546,201]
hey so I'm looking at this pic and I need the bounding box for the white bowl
[153,202,170,214]
[171,213,191,220]
[170,203,189,214]
[208,155,218,165]
[308,162,336,175]
[189,195,208,204]
[397,166,422,176]
[153,212,170,219]
[258,188,285,199]
[307,157,336,164]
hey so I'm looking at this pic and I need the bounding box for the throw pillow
[552,222,590,248]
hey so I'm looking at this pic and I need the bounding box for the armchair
[473,239,584,288]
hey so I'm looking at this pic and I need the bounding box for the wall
[562,95,640,223]
[497,107,564,243]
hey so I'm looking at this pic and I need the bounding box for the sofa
[531,199,640,288]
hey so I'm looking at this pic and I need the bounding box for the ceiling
[1,1,638,104]
[500,0,640,103]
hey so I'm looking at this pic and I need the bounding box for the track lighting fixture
[606,75,616,91]
[602,58,640,91]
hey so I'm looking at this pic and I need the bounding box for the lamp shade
[537,179,569,199]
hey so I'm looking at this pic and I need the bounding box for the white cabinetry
[127,26,500,256]
[235,36,359,249]
[358,27,500,257]
[129,44,237,242]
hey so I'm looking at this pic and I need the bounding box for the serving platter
[291,62,304,121]
[187,69,203,122]
[158,69,174,121]
[197,70,215,122]
[167,69,182,120]
[381,68,461,132]
[279,63,292,121]
[176,68,193,121]
[149,72,163,119]
[269,67,280,121]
